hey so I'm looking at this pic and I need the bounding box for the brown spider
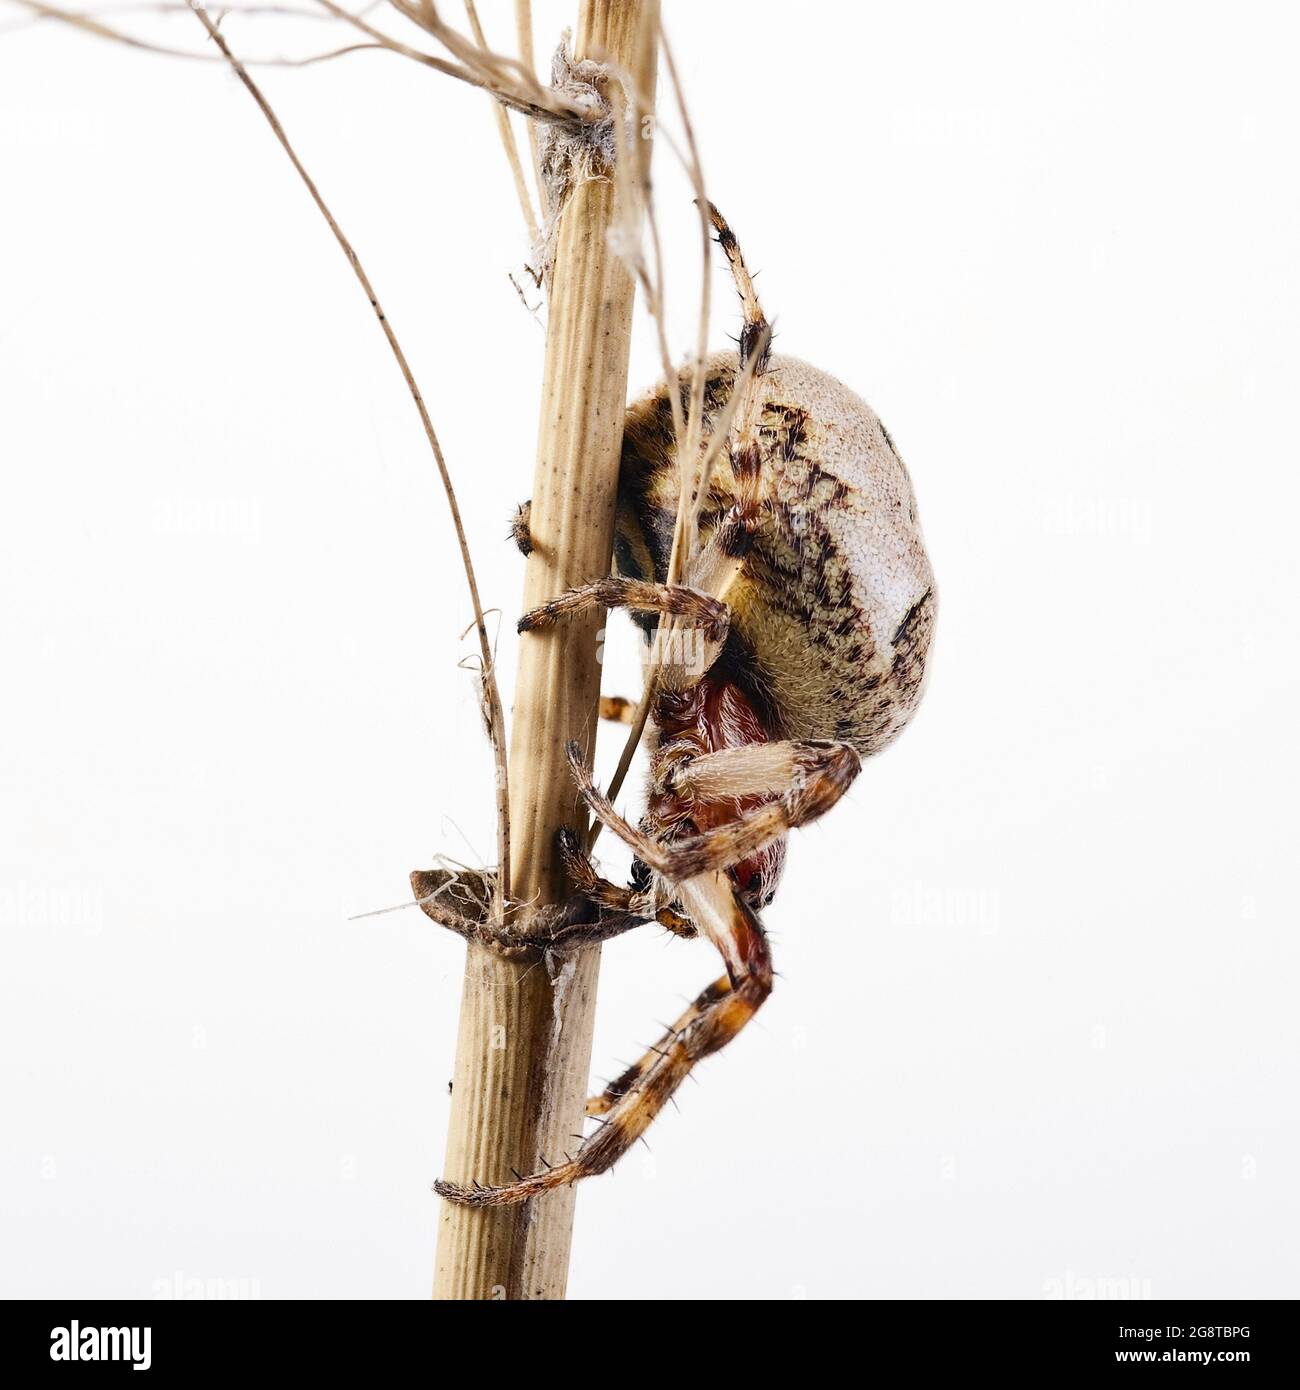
[418,206,935,1207]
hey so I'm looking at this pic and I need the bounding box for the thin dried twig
[388,0,581,122]
[596,24,715,821]
[5,0,471,70]
[313,0,576,119]
[513,0,545,221]
[512,0,534,80]
[6,0,592,119]
[592,65,678,831]
[462,0,538,246]
[189,2,511,910]
[594,334,766,828]
[5,0,372,62]
[661,30,712,588]
[0,0,351,31]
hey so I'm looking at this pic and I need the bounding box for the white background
[2,1,1297,1300]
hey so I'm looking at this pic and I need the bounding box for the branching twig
[387,0,582,122]
[4,0,594,121]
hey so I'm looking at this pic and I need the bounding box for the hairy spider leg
[518,575,728,645]
[568,739,860,883]
[556,828,694,938]
[433,872,772,1207]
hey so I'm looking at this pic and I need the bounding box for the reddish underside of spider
[647,671,789,908]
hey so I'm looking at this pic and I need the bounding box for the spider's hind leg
[586,972,728,1116]
[434,874,773,1207]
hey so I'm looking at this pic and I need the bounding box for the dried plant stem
[433,0,658,1301]
[190,4,510,904]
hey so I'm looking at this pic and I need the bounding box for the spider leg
[435,874,773,1207]
[567,739,861,884]
[557,828,694,939]
[409,865,645,956]
[509,499,532,555]
[598,694,638,723]
[707,201,770,374]
[673,204,773,610]
[517,576,728,646]
[586,972,728,1116]
[665,738,859,803]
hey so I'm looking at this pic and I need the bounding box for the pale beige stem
[433,0,658,1301]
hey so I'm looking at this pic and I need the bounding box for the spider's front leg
[557,829,694,939]
[434,872,772,1207]
[517,576,729,651]
[410,862,649,957]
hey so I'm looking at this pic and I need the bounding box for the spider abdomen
[616,353,936,758]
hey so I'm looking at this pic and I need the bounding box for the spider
[417,206,935,1207]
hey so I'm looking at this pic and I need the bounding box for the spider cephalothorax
[421,206,935,1206]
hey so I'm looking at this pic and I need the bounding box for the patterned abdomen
[615,353,936,757]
